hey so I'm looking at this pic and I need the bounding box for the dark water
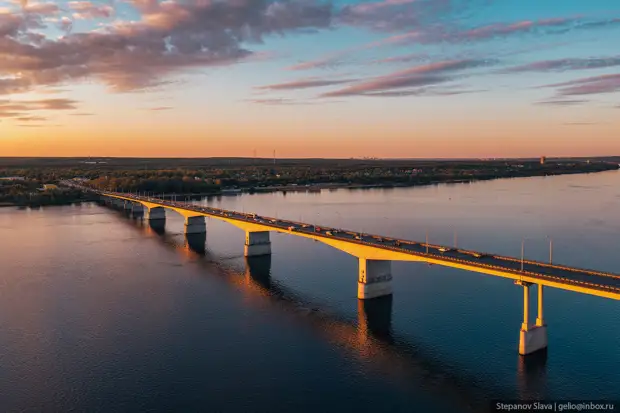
[1,172,620,412]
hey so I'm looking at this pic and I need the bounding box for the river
[1,171,619,412]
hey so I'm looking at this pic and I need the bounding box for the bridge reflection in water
[122,214,546,413]
[517,350,548,400]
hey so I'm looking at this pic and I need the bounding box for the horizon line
[0,155,618,161]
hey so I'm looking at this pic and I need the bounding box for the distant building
[0,176,25,181]
[540,156,546,165]
[43,184,58,191]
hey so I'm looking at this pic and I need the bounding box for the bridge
[69,184,620,357]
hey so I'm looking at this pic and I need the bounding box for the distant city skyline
[1,0,619,157]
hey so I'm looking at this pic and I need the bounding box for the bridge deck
[100,191,620,300]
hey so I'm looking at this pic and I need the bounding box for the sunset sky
[1,0,619,158]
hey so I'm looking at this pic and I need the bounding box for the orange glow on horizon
[3,116,619,159]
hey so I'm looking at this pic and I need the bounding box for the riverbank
[238,163,619,194]
[5,161,617,205]
[0,196,99,208]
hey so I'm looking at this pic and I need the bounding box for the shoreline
[2,166,616,208]
[0,198,98,208]
[234,166,619,194]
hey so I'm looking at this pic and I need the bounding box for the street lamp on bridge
[521,236,554,271]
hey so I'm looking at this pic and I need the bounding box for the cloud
[322,74,448,97]
[320,58,496,97]
[503,56,620,73]
[256,77,355,91]
[0,98,79,119]
[246,97,342,105]
[0,111,22,118]
[287,52,348,71]
[15,115,46,121]
[147,106,173,111]
[247,98,313,105]
[35,88,71,94]
[17,123,62,127]
[351,87,485,97]
[370,16,620,47]
[455,17,577,42]
[563,121,597,126]
[35,98,79,110]
[70,112,94,116]
[69,1,114,20]
[371,52,429,64]
[545,73,620,96]
[338,0,463,32]
[536,99,589,106]
[24,2,60,15]
[0,0,333,94]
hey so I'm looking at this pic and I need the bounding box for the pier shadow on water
[147,219,166,236]
[184,233,207,254]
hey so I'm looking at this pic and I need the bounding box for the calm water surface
[1,171,620,412]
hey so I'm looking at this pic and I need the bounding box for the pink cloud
[348,0,417,14]
[256,77,355,90]
[338,0,455,31]
[69,1,114,20]
[287,52,347,71]
[371,52,429,64]
[146,106,173,111]
[320,58,493,97]
[502,56,620,73]
[247,98,313,105]
[24,2,60,15]
[0,0,333,94]
[459,18,575,41]
[536,99,588,106]
[0,98,78,120]
[547,73,620,96]
[367,16,617,47]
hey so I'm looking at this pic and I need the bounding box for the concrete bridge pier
[144,206,166,221]
[244,231,271,257]
[184,216,206,234]
[358,258,393,300]
[123,201,133,211]
[131,204,144,216]
[517,281,548,356]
